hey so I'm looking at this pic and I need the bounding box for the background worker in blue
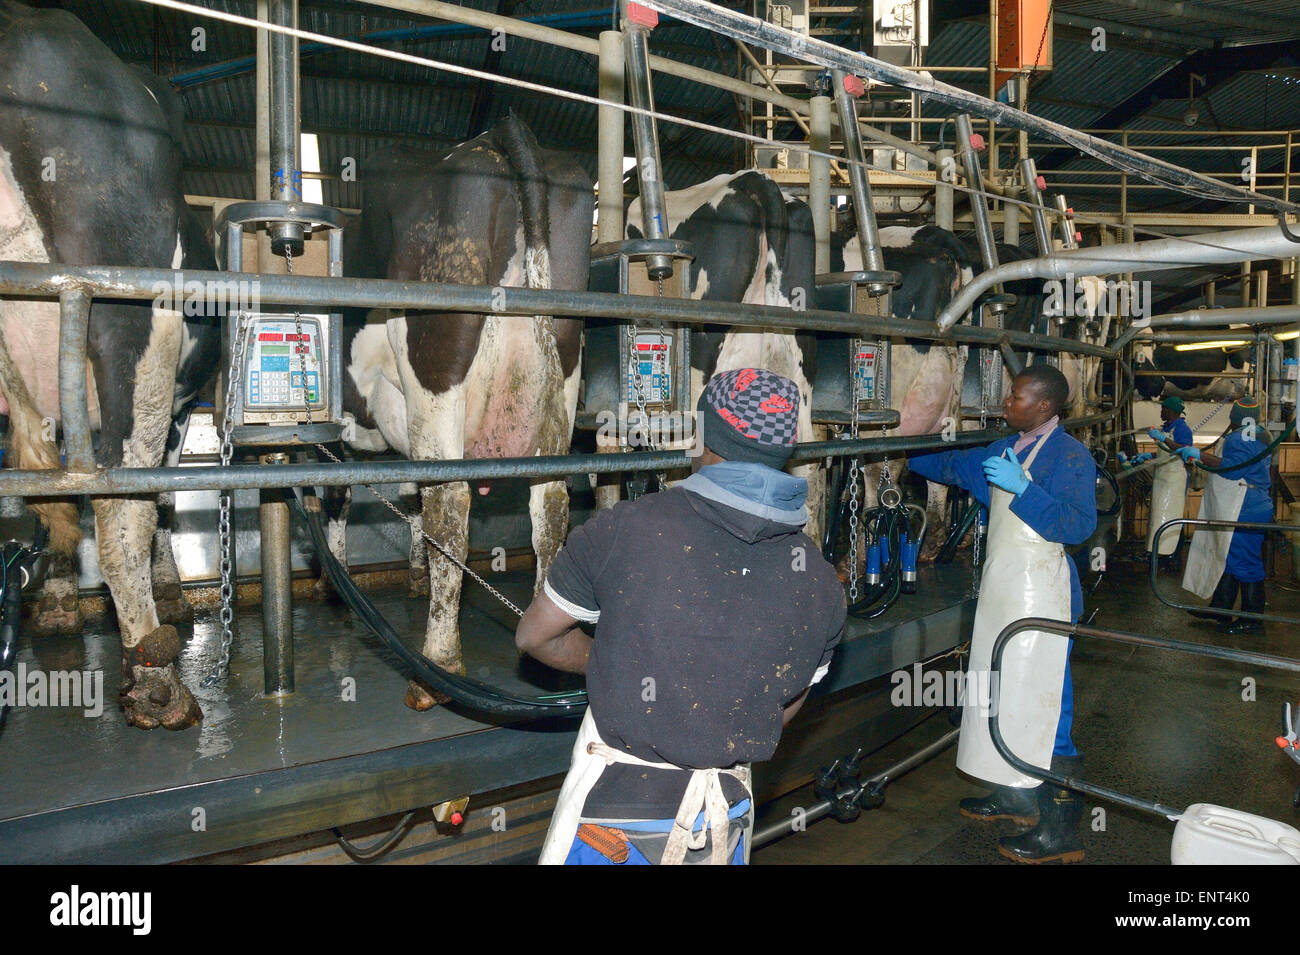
[1143,396,1194,568]
[1179,396,1274,635]
[516,368,845,865]
[908,363,1097,863]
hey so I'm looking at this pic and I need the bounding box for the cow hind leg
[106,314,198,730]
[401,482,429,598]
[313,481,351,601]
[152,418,194,624]
[405,481,471,711]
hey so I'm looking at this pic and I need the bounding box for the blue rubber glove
[1134,452,1154,464]
[1147,428,1166,442]
[1177,445,1201,462]
[983,448,1030,496]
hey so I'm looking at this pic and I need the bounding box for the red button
[450,811,464,826]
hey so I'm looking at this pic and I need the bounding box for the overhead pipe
[938,225,1300,332]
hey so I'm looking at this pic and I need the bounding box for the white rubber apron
[956,431,1073,789]
[538,708,754,865]
[1181,472,1248,599]
[1145,444,1188,556]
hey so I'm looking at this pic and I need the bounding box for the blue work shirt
[1160,417,1193,446]
[1218,428,1272,515]
[909,427,1099,620]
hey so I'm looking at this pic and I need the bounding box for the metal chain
[203,309,250,687]
[846,368,862,601]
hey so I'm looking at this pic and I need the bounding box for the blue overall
[910,428,1098,756]
[1218,429,1272,583]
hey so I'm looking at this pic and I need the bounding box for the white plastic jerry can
[1171,803,1300,865]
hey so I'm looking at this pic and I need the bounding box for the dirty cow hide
[625,171,824,542]
[326,115,592,710]
[0,2,220,729]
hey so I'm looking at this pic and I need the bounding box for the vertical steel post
[57,287,95,475]
[935,147,954,231]
[598,30,626,246]
[623,6,671,278]
[1052,193,1077,249]
[1020,158,1052,256]
[810,94,831,274]
[260,452,294,695]
[955,114,999,271]
[268,0,303,256]
[832,71,885,276]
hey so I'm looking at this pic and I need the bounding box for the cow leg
[401,482,429,598]
[104,315,199,730]
[393,314,469,710]
[531,363,580,593]
[313,482,351,600]
[919,479,950,563]
[151,416,193,625]
[33,517,83,637]
[792,409,824,547]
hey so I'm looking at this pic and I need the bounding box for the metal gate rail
[989,617,1300,819]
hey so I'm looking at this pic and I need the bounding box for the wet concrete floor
[755,558,1300,864]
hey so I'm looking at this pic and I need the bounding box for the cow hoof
[119,625,201,730]
[403,673,459,711]
[153,582,194,625]
[33,594,84,637]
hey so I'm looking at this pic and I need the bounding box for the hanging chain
[203,309,250,688]
[846,367,863,601]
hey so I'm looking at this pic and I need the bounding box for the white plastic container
[1171,803,1300,865]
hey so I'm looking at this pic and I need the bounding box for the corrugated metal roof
[24,0,1299,215]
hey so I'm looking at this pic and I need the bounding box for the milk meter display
[240,316,328,422]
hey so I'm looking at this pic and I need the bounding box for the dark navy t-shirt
[545,485,845,819]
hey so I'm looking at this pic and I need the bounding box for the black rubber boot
[1188,573,1238,621]
[1224,580,1265,634]
[959,785,1039,825]
[997,756,1085,864]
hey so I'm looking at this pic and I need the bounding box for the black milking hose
[288,488,588,721]
[936,499,980,565]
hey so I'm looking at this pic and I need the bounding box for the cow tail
[0,333,82,556]
[496,114,552,293]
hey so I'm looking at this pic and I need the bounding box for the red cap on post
[626,2,658,27]
[969,133,986,151]
[843,74,865,97]
[1074,231,1083,242]
[1036,175,1047,190]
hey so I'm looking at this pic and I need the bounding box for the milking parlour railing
[0,259,1130,497]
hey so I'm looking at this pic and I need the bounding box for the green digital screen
[261,345,290,355]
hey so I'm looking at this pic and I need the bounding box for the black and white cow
[325,115,592,710]
[1134,342,1249,401]
[624,171,824,541]
[831,223,976,556]
[0,2,221,728]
